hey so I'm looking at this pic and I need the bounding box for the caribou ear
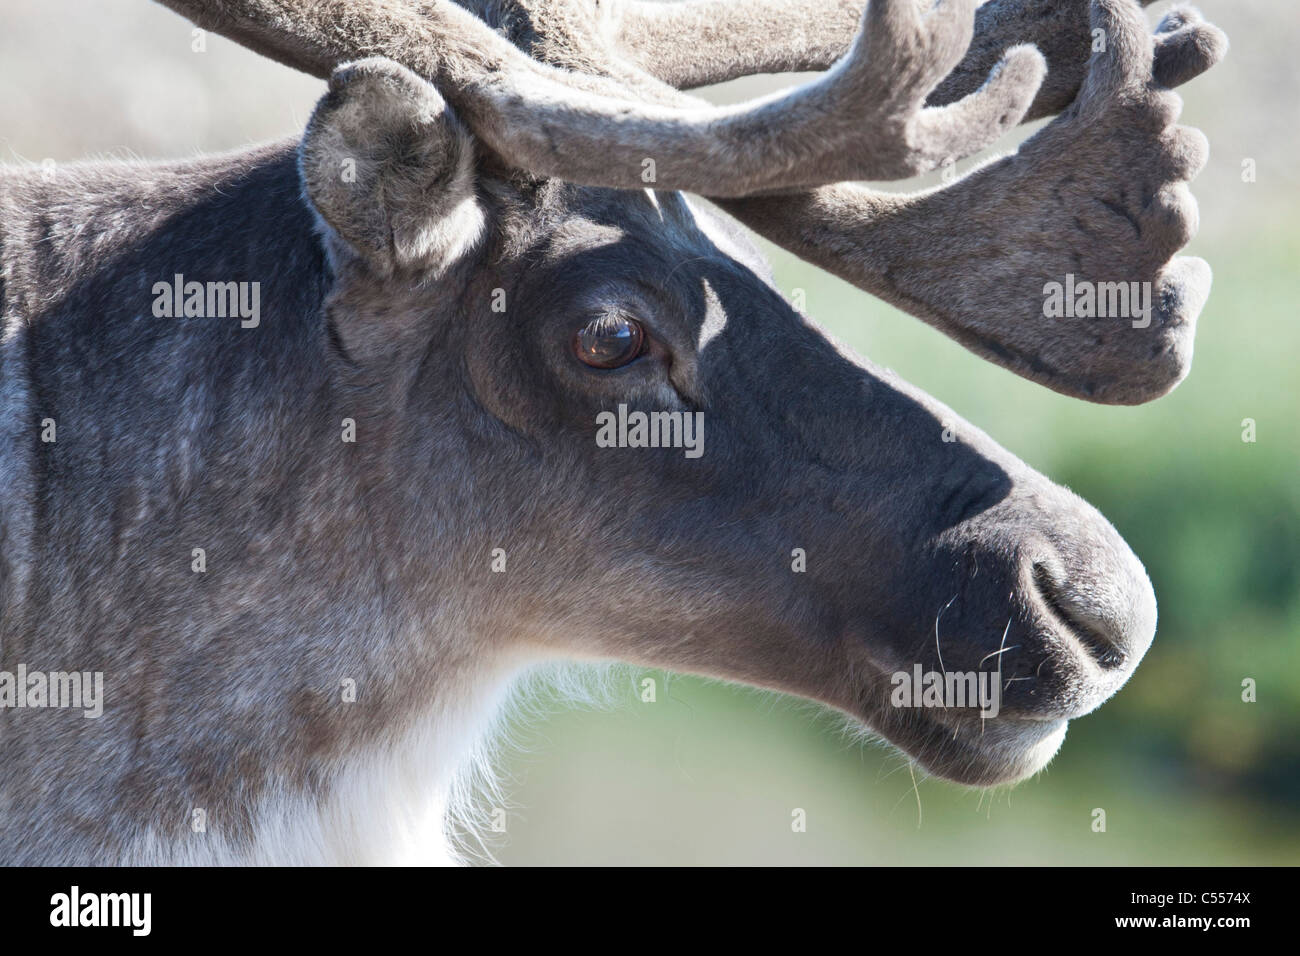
[299,58,484,279]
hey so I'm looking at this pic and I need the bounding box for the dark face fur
[457,186,1153,785]
[303,57,1156,788]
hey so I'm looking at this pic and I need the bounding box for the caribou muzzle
[844,455,1158,786]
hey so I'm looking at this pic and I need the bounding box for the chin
[866,709,1071,788]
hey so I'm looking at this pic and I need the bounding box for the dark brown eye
[573,313,645,369]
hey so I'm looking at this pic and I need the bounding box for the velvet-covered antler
[153,0,1227,403]
[156,0,1047,194]
[719,2,1226,403]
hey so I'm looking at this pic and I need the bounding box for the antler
[719,1,1227,403]
[610,0,1226,402]
[615,0,1222,116]
[157,0,1226,403]
[156,0,1044,195]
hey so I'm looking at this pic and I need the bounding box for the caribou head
[0,0,1225,863]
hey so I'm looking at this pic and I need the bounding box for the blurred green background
[3,0,1295,864]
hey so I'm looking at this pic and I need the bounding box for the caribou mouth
[880,706,1071,787]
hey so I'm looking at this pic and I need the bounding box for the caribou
[0,0,1225,864]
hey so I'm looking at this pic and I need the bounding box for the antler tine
[156,0,1043,196]
[614,0,1198,118]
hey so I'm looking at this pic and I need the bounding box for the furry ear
[299,58,484,278]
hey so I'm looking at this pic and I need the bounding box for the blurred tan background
[3,0,1296,864]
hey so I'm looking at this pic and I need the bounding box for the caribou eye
[573,313,645,369]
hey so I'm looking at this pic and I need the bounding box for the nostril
[1031,562,1128,670]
